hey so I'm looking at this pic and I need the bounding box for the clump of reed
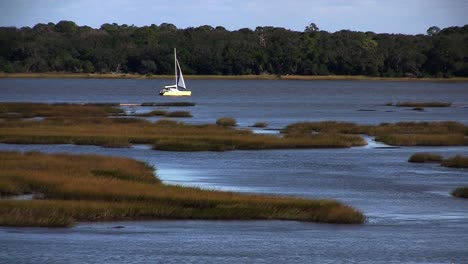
[452,187,468,198]
[441,155,468,168]
[408,153,443,163]
[252,122,268,128]
[216,117,237,127]
[0,151,365,227]
[165,111,193,118]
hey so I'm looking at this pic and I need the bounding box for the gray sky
[0,0,467,34]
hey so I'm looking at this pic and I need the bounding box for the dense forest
[0,21,467,77]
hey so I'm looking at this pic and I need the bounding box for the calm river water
[0,78,468,263]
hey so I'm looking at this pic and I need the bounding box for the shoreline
[1,72,468,82]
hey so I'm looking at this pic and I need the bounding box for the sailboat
[159,48,192,96]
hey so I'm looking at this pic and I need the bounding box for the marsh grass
[395,102,452,107]
[282,121,369,135]
[4,104,465,149]
[216,117,237,127]
[452,187,468,198]
[283,121,468,146]
[0,103,123,118]
[0,152,365,227]
[252,122,268,128]
[408,153,443,163]
[441,156,468,168]
[0,116,366,151]
[375,134,468,146]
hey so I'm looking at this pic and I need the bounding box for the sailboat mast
[174,48,177,88]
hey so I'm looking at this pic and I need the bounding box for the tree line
[0,21,467,77]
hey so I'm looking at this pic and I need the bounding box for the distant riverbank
[1,73,468,82]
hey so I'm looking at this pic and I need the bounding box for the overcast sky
[0,0,467,34]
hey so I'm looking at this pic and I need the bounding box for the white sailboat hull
[160,89,192,96]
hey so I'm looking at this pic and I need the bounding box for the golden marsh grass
[0,151,365,227]
[0,104,367,151]
[0,102,123,118]
[252,122,268,128]
[441,155,468,168]
[216,117,237,127]
[452,187,468,198]
[3,104,466,149]
[408,153,443,163]
[283,121,468,146]
[136,110,192,118]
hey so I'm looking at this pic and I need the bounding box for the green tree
[305,23,319,33]
[427,26,441,36]
[0,22,466,77]
[55,20,78,34]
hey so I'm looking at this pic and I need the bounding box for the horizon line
[2,20,466,36]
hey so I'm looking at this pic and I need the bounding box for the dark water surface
[1,79,468,263]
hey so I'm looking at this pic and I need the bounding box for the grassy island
[452,187,468,198]
[252,122,268,128]
[0,103,366,151]
[441,156,468,168]
[408,153,443,163]
[0,151,365,227]
[2,103,467,149]
[164,111,193,118]
[216,117,237,127]
[283,121,468,146]
[407,153,468,171]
